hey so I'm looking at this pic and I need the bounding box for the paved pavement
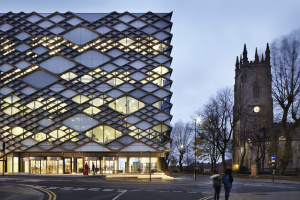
[1,173,300,200]
[0,185,43,200]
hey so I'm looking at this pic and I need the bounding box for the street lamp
[194,117,200,181]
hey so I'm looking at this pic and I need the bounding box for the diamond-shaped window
[86,125,122,143]
[40,56,76,74]
[74,50,110,68]
[118,14,135,23]
[95,26,111,34]
[72,95,89,104]
[113,23,128,31]
[119,37,135,46]
[23,71,59,89]
[84,106,101,115]
[107,78,124,86]
[109,96,145,114]
[38,20,54,28]
[32,46,48,54]
[61,72,78,81]
[15,32,30,40]
[63,113,98,132]
[130,20,146,28]
[0,64,13,72]
[50,26,65,34]
[63,27,99,45]
[90,98,106,107]
[49,14,65,23]
[26,101,44,109]
[79,75,93,83]
[0,23,13,31]
[61,89,78,98]
[3,95,20,104]
[67,17,83,25]
[27,15,42,23]
[3,107,20,115]
[15,44,31,52]
[0,87,13,95]
[16,61,31,69]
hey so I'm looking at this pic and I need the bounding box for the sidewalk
[229,191,300,200]
[0,185,43,200]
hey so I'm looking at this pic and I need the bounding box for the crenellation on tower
[232,44,273,172]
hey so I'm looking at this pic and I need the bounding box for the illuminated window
[109,96,145,114]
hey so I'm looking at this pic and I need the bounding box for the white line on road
[88,188,100,191]
[112,190,127,200]
[103,189,114,191]
[74,188,86,190]
[46,187,59,190]
[131,189,142,191]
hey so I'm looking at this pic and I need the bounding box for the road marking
[20,184,57,200]
[88,188,100,191]
[74,188,86,190]
[173,191,183,192]
[103,189,114,191]
[60,187,73,190]
[46,187,59,190]
[131,189,142,191]
[113,190,127,200]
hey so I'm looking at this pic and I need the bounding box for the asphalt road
[0,174,300,200]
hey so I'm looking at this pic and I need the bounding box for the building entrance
[102,157,116,174]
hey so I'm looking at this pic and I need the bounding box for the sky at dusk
[1,0,300,124]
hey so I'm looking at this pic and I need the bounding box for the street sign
[271,155,275,162]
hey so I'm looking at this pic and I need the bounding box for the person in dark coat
[223,169,234,200]
[92,162,95,175]
[211,174,222,200]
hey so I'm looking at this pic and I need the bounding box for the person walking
[210,174,222,200]
[92,162,95,175]
[222,169,233,200]
[84,162,89,175]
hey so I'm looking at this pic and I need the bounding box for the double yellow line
[20,184,57,200]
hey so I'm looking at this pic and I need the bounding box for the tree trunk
[221,153,226,173]
[276,138,292,175]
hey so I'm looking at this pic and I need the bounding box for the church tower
[232,44,273,171]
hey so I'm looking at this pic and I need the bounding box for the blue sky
[1,0,300,124]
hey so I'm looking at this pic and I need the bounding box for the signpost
[271,155,275,182]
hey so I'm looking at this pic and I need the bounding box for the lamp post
[194,117,200,181]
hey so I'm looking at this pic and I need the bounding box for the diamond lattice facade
[0,12,173,174]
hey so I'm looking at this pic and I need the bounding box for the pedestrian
[222,169,233,200]
[92,162,95,175]
[210,174,222,200]
[84,162,89,175]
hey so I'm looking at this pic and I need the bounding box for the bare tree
[197,87,234,172]
[171,121,193,171]
[271,30,300,175]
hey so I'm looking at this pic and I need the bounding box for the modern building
[0,12,173,174]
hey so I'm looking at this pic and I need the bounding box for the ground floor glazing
[0,152,165,175]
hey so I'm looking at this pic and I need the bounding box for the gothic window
[253,81,259,98]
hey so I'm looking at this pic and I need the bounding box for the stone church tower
[232,44,273,171]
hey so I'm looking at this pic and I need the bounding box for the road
[0,174,299,200]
